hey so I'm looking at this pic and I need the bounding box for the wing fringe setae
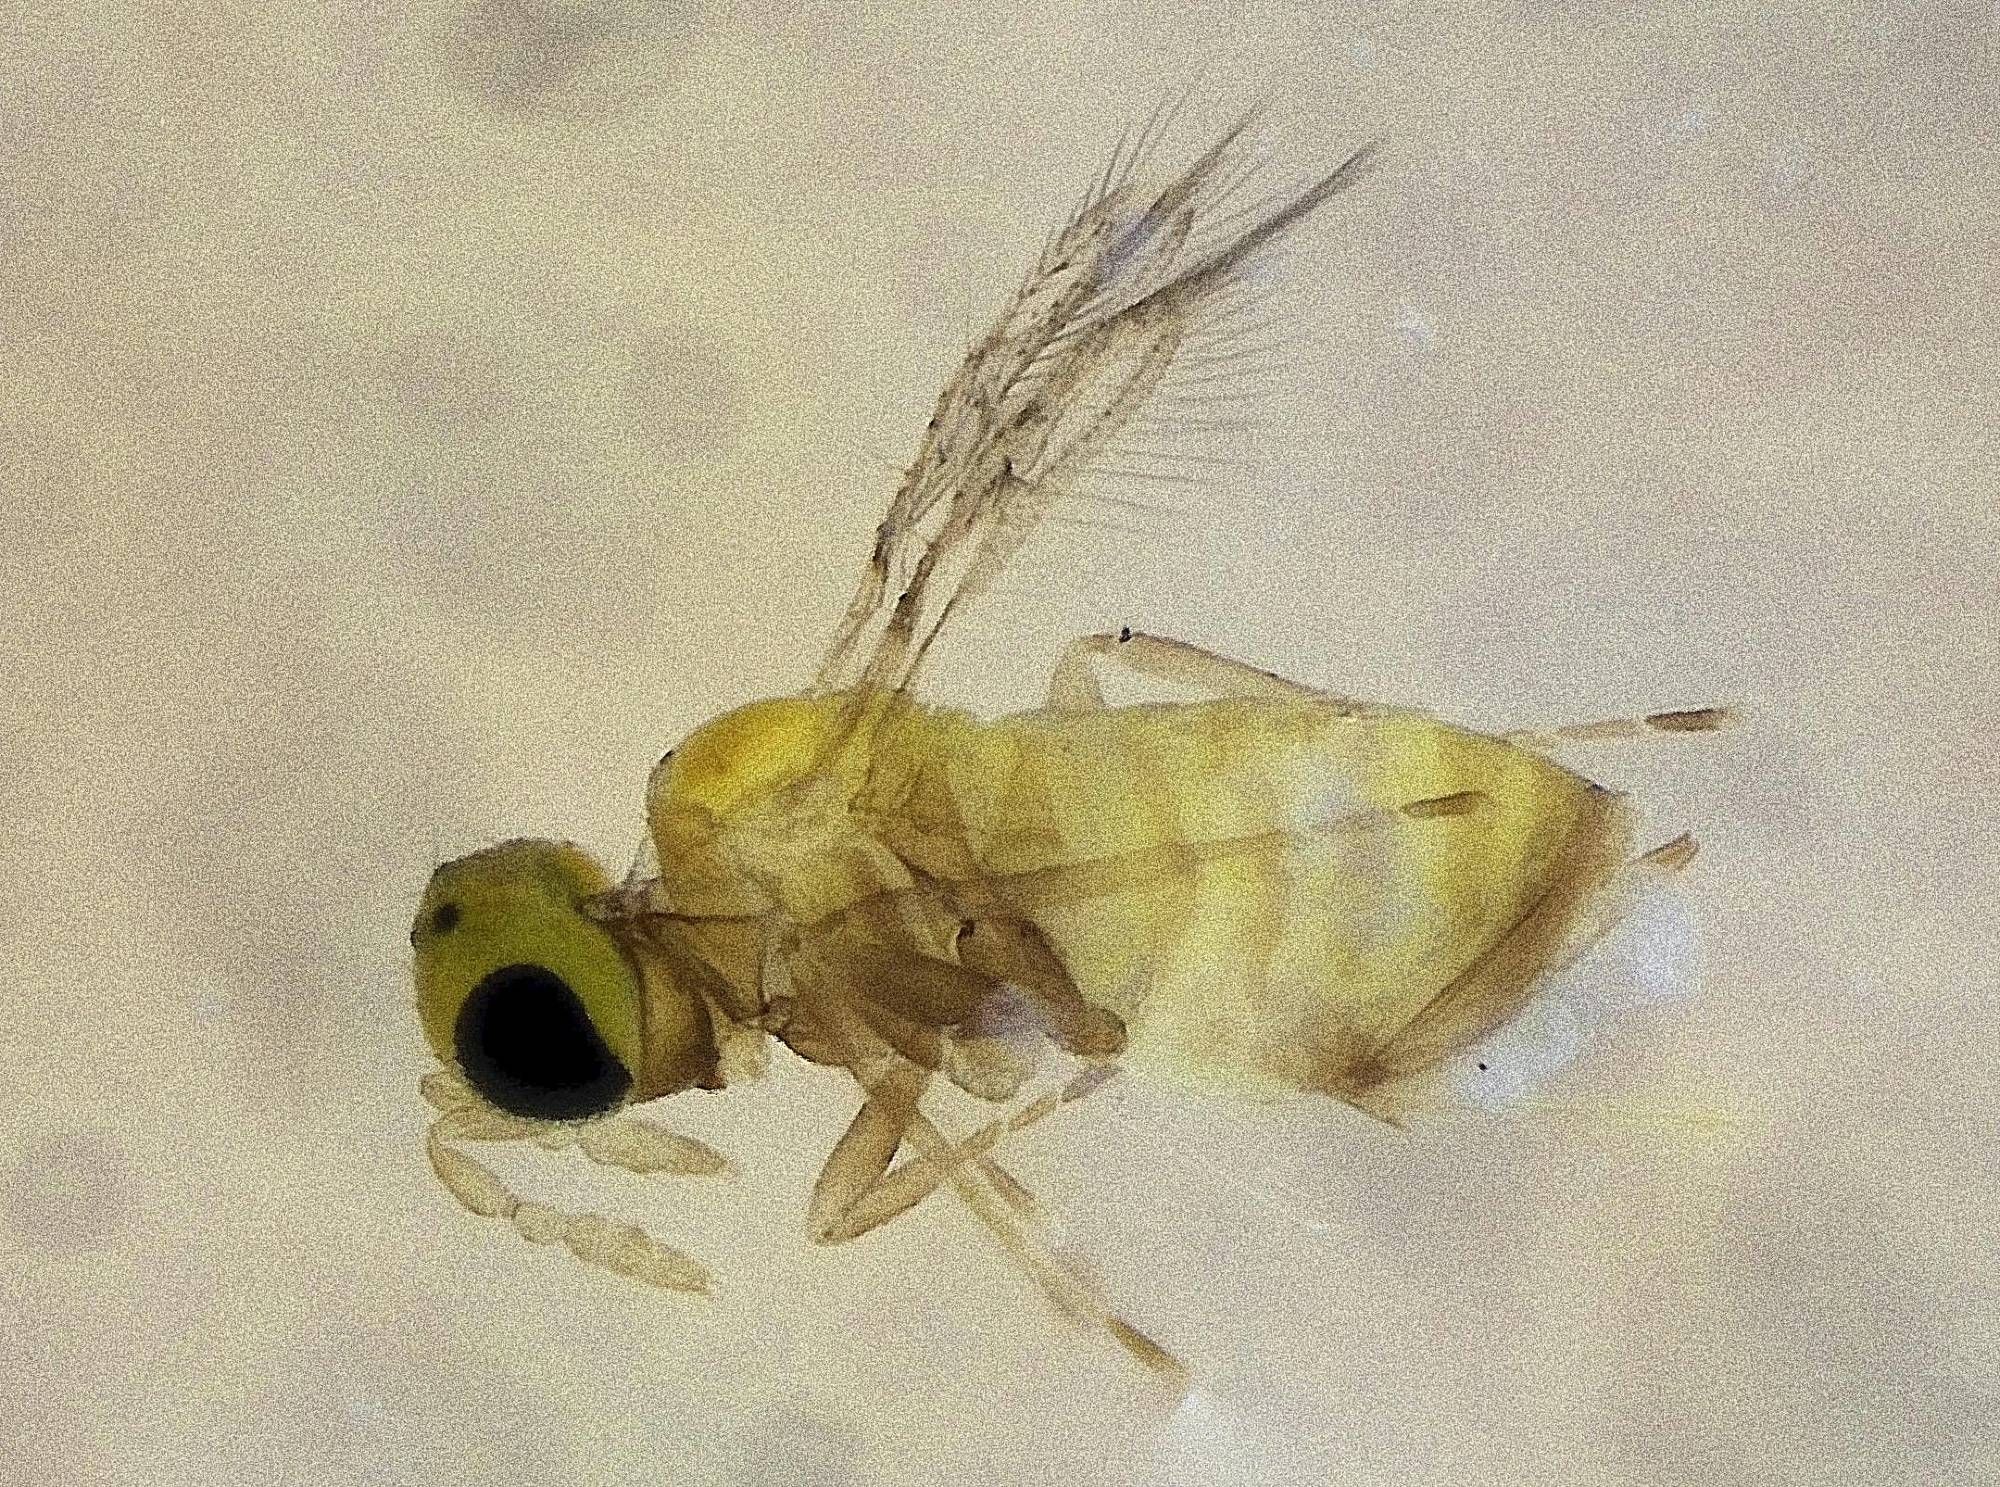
[812,120,1379,702]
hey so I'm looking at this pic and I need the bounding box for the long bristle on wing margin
[810,120,1379,703]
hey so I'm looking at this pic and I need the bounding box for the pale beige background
[4,4,1995,1484]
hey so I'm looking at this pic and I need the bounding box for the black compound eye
[453,964,631,1120]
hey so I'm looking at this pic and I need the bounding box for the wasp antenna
[572,1116,735,1178]
[427,1117,521,1219]
[420,1066,472,1112]
[557,1212,714,1293]
[426,1099,717,1293]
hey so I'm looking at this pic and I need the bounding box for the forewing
[811,120,1378,702]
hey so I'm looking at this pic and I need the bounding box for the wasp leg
[808,909,1126,1071]
[806,1061,938,1242]
[809,1064,1119,1246]
[1046,628,1372,710]
[1503,833,1700,987]
[1501,707,1739,752]
[1327,788,1641,1120]
[783,956,1042,1234]
[808,996,1187,1386]
[803,1051,1049,1247]
[1524,832,1702,995]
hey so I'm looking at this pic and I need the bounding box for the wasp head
[410,839,719,1120]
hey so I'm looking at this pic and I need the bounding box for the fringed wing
[810,119,1378,702]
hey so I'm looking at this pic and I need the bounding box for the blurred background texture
[3,4,1994,1483]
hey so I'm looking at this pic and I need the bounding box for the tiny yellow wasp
[409,117,1732,1382]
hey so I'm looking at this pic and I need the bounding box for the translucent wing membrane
[812,121,1378,702]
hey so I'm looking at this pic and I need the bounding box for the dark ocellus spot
[454,964,631,1120]
[431,902,462,935]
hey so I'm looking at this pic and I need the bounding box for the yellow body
[648,692,1631,1114]
[403,130,1726,1377]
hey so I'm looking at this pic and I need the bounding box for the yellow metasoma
[409,117,1732,1384]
